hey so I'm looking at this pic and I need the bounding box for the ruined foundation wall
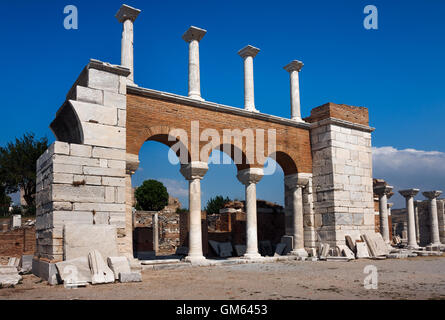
[306,103,375,246]
[35,60,131,261]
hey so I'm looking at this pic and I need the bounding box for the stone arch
[267,151,298,176]
[133,125,191,165]
[203,143,253,172]
[49,101,83,144]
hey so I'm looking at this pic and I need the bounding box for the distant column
[152,212,159,253]
[399,189,420,249]
[284,174,308,257]
[115,4,141,85]
[182,26,207,101]
[283,60,304,122]
[238,45,260,112]
[423,191,443,246]
[374,185,393,243]
[180,162,208,263]
[237,168,264,259]
[414,200,421,243]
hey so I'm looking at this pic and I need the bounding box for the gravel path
[1,256,445,300]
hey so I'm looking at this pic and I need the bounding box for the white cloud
[372,146,445,207]
[158,178,188,198]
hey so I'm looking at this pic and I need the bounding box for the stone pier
[423,191,443,247]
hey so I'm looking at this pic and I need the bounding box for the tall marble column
[283,60,304,122]
[238,45,260,112]
[414,200,421,243]
[182,26,207,101]
[374,185,393,243]
[152,212,159,253]
[423,191,443,246]
[116,4,141,85]
[237,168,264,259]
[180,162,208,263]
[284,174,308,257]
[399,189,420,249]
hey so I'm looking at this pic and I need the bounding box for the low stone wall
[0,227,35,257]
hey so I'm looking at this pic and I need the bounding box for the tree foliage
[135,179,169,212]
[0,186,11,217]
[0,133,48,211]
[205,195,231,215]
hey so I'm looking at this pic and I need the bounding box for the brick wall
[126,93,312,175]
[0,227,36,257]
[304,102,369,126]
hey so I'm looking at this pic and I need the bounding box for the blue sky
[1,0,445,208]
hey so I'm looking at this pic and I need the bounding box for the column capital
[423,190,443,200]
[182,26,207,43]
[399,188,420,198]
[387,202,394,209]
[180,161,208,180]
[283,60,304,73]
[237,168,264,185]
[374,185,394,196]
[115,4,141,23]
[284,173,309,189]
[238,45,260,59]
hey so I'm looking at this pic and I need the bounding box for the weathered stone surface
[64,224,118,260]
[208,240,220,256]
[56,256,91,287]
[8,257,19,267]
[345,235,356,253]
[337,245,355,259]
[119,272,142,283]
[88,250,115,284]
[274,243,287,256]
[234,245,247,257]
[107,256,131,280]
[19,255,33,274]
[0,267,22,288]
[356,242,370,258]
[219,242,233,258]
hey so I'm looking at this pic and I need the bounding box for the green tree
[135,179,169,211]
[0,133,48,213]
[205,196,231,215]
[0,186,11,217]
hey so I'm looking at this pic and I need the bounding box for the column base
[188,94,205,101]
[184,255,208,265]
[406,244,420,250]
[289,248,308,258]
[242,252,262,260]
[291,116,305,123]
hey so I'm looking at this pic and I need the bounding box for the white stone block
[53,154,100,167]
[54,142,70,155]
[75,86,103,105]
[82,122,125,150]
[119,272,142,283]
[105,187,115,203]
[102,177,126,187]
[53,163,83,175]
[119,76,127,95]
[83,166,124,177]
[92,147,126,160]
[52,184,105,203]
[73,203,125,212]
[88,69,119,92]
[103,91,126,109]
[118,109,126,127]
[107,256,131,280]
[107,159,126,169]
[88,250,115,284]
[70,144,92,158]
[73,174,102,185]
[70,100,118,126]
[53,173,73,184]
[64,224,119,261]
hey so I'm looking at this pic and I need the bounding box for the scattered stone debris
[88,250,115,285]
[107,256,131,280]
[0,265,22,288]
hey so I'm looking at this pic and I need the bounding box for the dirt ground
[1,256,445,300]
